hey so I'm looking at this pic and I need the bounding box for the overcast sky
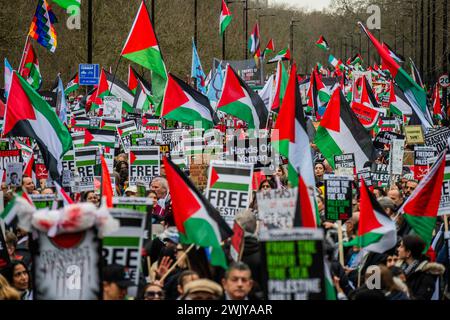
[270,0,332,11]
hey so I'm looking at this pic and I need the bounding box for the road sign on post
[78,64,100,86]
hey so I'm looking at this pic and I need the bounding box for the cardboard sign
[256,188,298,230]
[6,162,23,187]
[128,147,160,187]
[371,163,390,187]
[334,154,355,176]
[31,228,102,300]
[112,197,153,241]
[373,132,405,150]
[324,175,353,222]
[259,228,325,300]
[404,126,425,145]
[425,127,450,153]
[206,161,253,227]
[103,209,145,296]
[102,96,122,119]
[75,147,99,192]
[0,149,21,171]
[414,146,437,181]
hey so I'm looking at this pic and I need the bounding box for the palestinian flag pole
[314,88,376,171]
[161,73,218,129]
[217,65,268,129]
[358,22,433,128]
[345,179,397,253]
[163,156,233,269]
[399,150,446,250]
[272,64,319,225]
[4,72,72,181]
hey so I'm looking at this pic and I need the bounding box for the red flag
[100,153,113,208]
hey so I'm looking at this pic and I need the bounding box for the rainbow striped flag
[28,0,57,53]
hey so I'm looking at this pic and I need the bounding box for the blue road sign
[78,64,100,86]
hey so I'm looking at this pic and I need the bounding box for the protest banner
[230,222,245,262]
[206,161,253,226]
[425,127,450,153]
[334,154,355,176]
[439,150,450,216]
[6,162,23,187]
[112,197,153,241]
[0,148,21,171]
[259,228,326,300]
[31,228,102,300]
[128,147,160,187]
[373,131,405,150]
[103,209,145,296]
[404,126,425,145]
[117,121,138,152]
[390,139,405,176]
[30,194,56,209]
[414,146,437,181]
[100,118,122,131]
[161,129,184,153]
[371,163,390,188]
[324,175,353,222]
[102,96,122,119]
[75,147,99,192]
[256,188,298,230]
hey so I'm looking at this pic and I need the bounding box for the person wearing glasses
[143,282,165,300]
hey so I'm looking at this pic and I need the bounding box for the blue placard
[78,64,100,86]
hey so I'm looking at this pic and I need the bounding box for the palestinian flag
[86,68,109,111]
[117,120,137,137]
[388,80,412,117]
[314,88,376,171]
[133,78,153,112]
[208,165,252,192]
[399,151,446,249]
[65,72,79,95]
[432,85,443,121]
[121,0,166,80]
[19,41,42,90]
[72,116,90,129]
[328,55,344,71]
[268,48,291,64]
[382,42,405,64]
[84,128,116,148]
[0,191,34,226]
[262,39,275,60]
[4,72,72,180]
[409,58,424,88]
[128,65,139,93]
[271,61,288,113]
[351,101,381,130]
[272,64,317,191]
[293,174,318,228]
[71,132,84,148]
[359,76,380,109]
[183,135,205,155]
[307,67,330,116]
[104,70,135,113]
[100,153,113,208]
[348,54,363,66]
[248,23,260,55]
[359,22,433,127]
[316,36,330,51]
[100,118,121,131]
[219,0,232,36]
[217,65,268,129]
[344,179,397,253]
[163,156,233,269]
[162,73,218,129]
[54,181,73,206]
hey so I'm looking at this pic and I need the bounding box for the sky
[270,0,332,11]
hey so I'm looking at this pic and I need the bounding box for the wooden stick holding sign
[160,243,195,282]
[337,221,345,267]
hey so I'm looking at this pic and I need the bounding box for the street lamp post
[290,20,301,65]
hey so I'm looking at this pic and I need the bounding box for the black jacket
[404,261,445,300]
[241,235,263,289]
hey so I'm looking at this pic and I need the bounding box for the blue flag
[206,63,224,107]
[56,75,68,125]
[191,38,207,94]
[4,58,13,99]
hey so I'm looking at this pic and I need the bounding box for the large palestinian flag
[4,72,72,180]
[217,65,268,129]
[314,88,376,171]
[399,151,446,249]
[163,156,233,269]
[162,73,218,129]
[344,179,397,253]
